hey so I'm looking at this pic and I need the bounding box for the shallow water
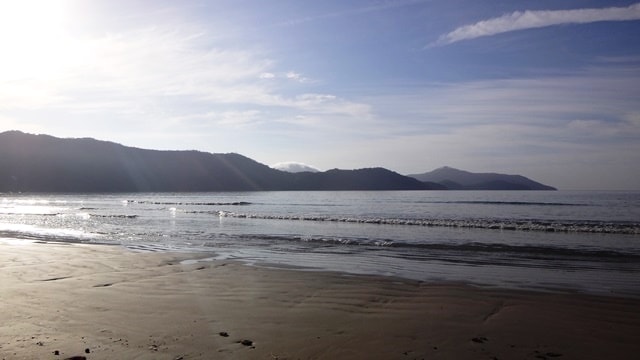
[1,190,639,296]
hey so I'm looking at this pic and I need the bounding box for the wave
[127,200,252,206]
[395,242,639,261]
[213,211,640,235]
[212,233,640,263]
[418,200,585,206]
[1,212,139,219]
[0,226,101,244]
[89,214,138,219]
[0,212,59,216]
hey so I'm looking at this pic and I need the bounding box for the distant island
[0,131,555,192]
[408,166,556,191]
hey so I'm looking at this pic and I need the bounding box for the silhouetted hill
[290,168,446,191]
[0,131,290,192]
[408,166,556,190]
[0,131,439,192]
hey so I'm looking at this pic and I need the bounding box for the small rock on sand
[471,337,488,344]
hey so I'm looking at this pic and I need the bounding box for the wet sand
[1,240,639,359]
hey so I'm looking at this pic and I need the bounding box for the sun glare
[0,0,80,81]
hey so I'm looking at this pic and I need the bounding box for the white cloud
[278,0,429,27]
[291,94,371,116]
[259,72,275,79]
[258,71,309,82]
[271,161,320,173]
[367,64,640,135]
[434,3,640,46]
[0,26,276,112]
[174,110,262,128]
[285,71,309,83]
[214,110,262,127]
[0,23,373,137]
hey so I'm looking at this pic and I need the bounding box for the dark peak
[1,130,27,136]
[433,166,467,173]
[426,166,475,179]
[408,166,556,191]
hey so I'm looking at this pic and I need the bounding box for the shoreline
[1,240,640,359]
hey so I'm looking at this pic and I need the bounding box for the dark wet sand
[1,241,639,359]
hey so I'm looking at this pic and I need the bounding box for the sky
[1,0,639,190]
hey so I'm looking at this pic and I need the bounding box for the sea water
[1,191,639,296]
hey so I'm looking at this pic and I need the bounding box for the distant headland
[408,166,556,191]
[0,131,556,192]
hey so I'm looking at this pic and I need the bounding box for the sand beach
[1,240,639,360]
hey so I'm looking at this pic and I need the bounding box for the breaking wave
[213,211,640,235]
[417,200,585,206]
[127,200,251,206]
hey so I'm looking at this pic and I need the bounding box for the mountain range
[0,131,555,192]
[408,166,556,190]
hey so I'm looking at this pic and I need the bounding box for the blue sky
[1,0,639,190]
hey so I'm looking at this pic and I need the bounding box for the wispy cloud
[173,110,264,128]
[258,71,310,83]
[0,24,369,135]
[370,63,640,136]
[278,0,429,26]
[434,2,640,46]
[259,72,276,79]
[285,71,310,83]
[335,60,640,188]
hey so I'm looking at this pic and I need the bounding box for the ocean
[1,190,639,296]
